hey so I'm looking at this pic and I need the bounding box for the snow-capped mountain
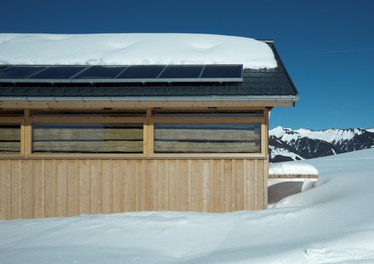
[269,126,374,162]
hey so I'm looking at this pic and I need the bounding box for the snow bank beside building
[1,149,374,263]
[270,162,319,176]
[0,33,277,69]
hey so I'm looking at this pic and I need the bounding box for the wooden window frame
[0,118,24,158]
[150,117,267,159]
[26,117,147,158]
[0,108,268,159]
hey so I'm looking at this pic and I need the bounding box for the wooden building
[0,35,298,219]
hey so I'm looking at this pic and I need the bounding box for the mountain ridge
[269,126,374,162]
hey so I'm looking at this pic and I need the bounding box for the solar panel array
[0,65,243,83]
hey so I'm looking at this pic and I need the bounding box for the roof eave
[0,95,298,109]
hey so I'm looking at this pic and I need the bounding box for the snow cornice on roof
[0,33,277,69]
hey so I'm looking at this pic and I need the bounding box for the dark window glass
[154,122,261,153]
[0,110,24,117]
[30,110,146,117]
[32,123,143,153]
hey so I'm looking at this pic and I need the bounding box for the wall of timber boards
[0,158,268,219]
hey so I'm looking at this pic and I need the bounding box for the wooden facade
[0,108,270,219]
[0,159,267,220]
[0,39,299,220]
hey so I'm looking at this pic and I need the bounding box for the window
[0,110,24,117]
[0,123,21,153]
[32,123,143,154]
[154,122,261,153]
[0,108,267,158]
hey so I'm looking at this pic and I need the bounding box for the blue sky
[0,0,373,130]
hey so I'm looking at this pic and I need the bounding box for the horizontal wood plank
[33,128,143,141]
[33,141,143,153]
[155,141,260,153]
[0,142,20,152]
[0,129,20,141]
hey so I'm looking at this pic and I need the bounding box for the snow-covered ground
[1,149,374,264]
[270,162,318,176]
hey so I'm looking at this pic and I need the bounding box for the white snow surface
[269,162,318,175]
[270,126,365,144]
[1,149,374,263]
[0,33,277,69]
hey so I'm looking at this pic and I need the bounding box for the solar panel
[0,64,243,83]
[74,66,127,79]
[116,65,165,79]
[30,66,86,79]
[159,65,203,79]
[201,65,243,79]
[0,66,48,79]
[0,66,10,72]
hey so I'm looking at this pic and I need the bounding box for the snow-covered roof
[0,33,277,69]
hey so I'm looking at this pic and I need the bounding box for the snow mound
[1,149,374,263]
[269,162,318,175]
[0,33,277,69]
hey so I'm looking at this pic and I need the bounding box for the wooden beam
[33,128,143,141]
[24,121,32,157]
[0,129,20,141]
[0,100,296,109]
[0,142,20,152]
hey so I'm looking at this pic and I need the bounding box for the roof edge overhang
[263,41,299,97]
[0,95,298,109]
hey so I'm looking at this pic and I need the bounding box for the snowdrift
[1,149,374,263]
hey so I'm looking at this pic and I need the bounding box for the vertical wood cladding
[0,158,268,219]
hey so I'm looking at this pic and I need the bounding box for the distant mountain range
[269,127,374,163]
